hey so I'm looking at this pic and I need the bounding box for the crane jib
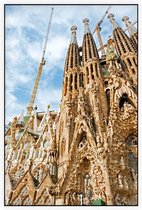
[26,8,54,115]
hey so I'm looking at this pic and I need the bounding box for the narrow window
[79,73,84,87]
[86,67,89,84]
[95,63,99,78]
[90,63,94,79]
[70,74,73,91]
[127,58,132,66]
[131,68,135,74]
[75,73,77,89]
[133,57,137,66]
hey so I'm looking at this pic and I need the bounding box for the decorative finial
[83,18,89,24]
[122,16,129,22]
[47,104,50,109]
[108,13,115,20]
[108,13,119,30]
[70,25,78,45]
[71,25,77,33]
[83,18,91,34]
[122,16,137,36]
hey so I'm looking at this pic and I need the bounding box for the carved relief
[5,13,137,206]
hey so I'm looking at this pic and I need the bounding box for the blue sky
[5,5,137,124]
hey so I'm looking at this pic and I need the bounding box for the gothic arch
[73,120,97,149]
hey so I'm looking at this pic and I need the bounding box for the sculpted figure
[118,173,123,188]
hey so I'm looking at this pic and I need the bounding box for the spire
[107,14,137,86]
[108,13,119,30]
[83,18,91,34]
[107,13,137,56]
[122,16,137,37]
[82,18,99,65]
[70,26,78,45]
[64,26,80,71]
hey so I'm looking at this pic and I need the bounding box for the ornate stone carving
[5,12,137,206]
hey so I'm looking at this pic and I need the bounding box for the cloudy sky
[5,4,137,124]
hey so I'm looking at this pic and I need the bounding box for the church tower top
[122,16,137,37]
[108,13,119,30]
[70,26,78,45]
[64,25,80,71]
[83,18,91,34]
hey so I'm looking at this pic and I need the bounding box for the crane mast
[27,8,54,115]
[93,6,111,57]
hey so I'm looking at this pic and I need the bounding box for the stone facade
[5,14,137,205]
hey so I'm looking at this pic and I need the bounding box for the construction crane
[92,5,112,57]
[27,8,54,115]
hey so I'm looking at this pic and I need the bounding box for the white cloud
[36,87,62,112]
[5,91,26,124]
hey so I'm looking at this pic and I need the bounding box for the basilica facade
[5,13,137,205]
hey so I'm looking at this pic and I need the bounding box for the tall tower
[108,13,137,88]
[56,18,113,205]
[62,26,81,99]
[82,18,108,121]
[56,25,81,180]
[122,16,137,47]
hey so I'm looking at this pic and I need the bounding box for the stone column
[101,158,113,205]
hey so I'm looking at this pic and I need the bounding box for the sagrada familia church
[5,9,137,205]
